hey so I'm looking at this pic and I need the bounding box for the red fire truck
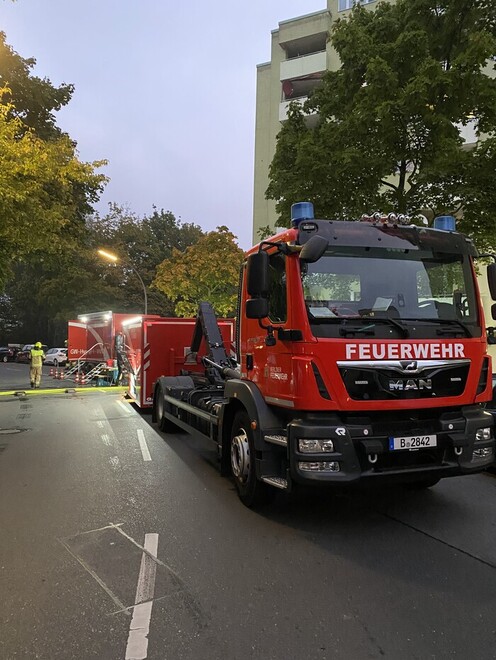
[67,310,235,401]
[121,314,235,408]
[152,204,496,507]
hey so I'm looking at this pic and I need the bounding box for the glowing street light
[97,249,148,315]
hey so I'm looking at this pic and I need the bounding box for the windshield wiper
[427,318,473,338]
[339,316,410,338]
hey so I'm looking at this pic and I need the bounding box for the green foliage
[0,95,107,284]
[0,31,73,140]
[2,205,205,345]
[153,227,244,317]
[267,0,496,246]
[91,205,204,316]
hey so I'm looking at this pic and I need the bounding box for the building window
[338,0,376,11]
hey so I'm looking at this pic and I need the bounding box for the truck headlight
[298,439,334,453]
[475,427,492,441]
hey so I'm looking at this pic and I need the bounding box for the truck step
[264,434,287,446]
[261,476,288,490]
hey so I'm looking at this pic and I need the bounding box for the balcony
[279,97,319,128]
[280,51,327,82]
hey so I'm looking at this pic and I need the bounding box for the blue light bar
[433,215,456,231]
[291,201,314,227]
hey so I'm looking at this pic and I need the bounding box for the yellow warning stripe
[0,386,128,397]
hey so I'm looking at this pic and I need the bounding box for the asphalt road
[0,364,495,659]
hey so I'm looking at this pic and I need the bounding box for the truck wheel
[230,411,275,508]
[155,384,181,433]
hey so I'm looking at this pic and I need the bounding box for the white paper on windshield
[308,306,337,318]
[372,297,393,312]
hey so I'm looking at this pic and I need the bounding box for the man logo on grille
[400,360,417,371]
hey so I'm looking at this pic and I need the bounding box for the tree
[267,0,496,247]
[0,31,74,140]
[91,205,204,316]
[0,33,108,343]
[153,227,244,317]
[0,95,107,286]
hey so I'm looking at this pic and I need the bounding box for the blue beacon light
[291,201,314,227]
[433,215,456,231]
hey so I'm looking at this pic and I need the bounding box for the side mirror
[246,298,269,319]
[247,251,269,297]
[300,235,328,263]
[488,263,496,300]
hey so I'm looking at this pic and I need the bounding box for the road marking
[125,533,159,660]
[61,523,124,539]
[97,420,105,429]
[101,434,111,446]
[137,430,151,462]
[58,538,130,616]
[117,400,133,414]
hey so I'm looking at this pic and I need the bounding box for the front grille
[339,363,469,400]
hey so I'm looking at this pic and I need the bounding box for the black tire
[404,477,440,490]
[230,410,275,508]
[155,384,181,433]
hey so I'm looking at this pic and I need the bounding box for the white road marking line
[137,430,151,462]
[117,400,133,414]
[125,533,159,660]
[61,523,124,540]
[111,525,182,580]
[97,420,105,429]
[101,434,111,446]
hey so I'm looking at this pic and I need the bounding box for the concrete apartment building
[252,0,480,243]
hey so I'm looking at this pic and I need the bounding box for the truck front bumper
[288,406,495,486]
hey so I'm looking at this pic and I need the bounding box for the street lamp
[97,249,148,315]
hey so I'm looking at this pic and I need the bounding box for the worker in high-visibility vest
[29,342,45,389]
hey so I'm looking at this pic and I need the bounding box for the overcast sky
[0,0,323,248]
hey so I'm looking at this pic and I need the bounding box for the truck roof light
[122,315,142,327]
[360,212,414,226]
[291,201,314,227]
[434,215,456,231]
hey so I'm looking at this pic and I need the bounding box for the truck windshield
[301,246,480,338]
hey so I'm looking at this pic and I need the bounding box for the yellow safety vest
[30,349,44,368]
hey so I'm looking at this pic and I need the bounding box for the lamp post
[97,249,148,315]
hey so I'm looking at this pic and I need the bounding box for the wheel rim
[54,359,58,367]
[231,427,251,484]
[2,356,7,362]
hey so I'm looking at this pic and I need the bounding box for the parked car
[44,347,68,367]
[0,346,19,362]
[16,344,48,363]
